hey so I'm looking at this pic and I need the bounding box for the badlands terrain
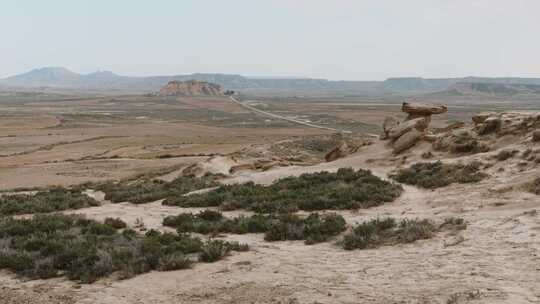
[1,86,540,304]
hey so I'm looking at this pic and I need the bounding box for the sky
[1,0,540,80]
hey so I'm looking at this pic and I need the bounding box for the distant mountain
[3,67,540,96]
[439,82,540,97]
[3,67,82,87]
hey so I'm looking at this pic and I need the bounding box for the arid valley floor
[1,92,540,304]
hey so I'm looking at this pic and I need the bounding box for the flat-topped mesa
[158,80,223,96]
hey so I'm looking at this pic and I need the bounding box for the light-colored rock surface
[472,112,497,124]
[393,128,422,154]
[325,141,350,162]
[381,116,399,139]
[387,117,429,139]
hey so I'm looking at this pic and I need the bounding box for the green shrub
[163,212,346,245]
[104,217,127,229]
[157,253,192,271]
[196,209,223,221]
[199,240,231,262]
[341,217,465,250]
[389,161,487,189]
[164,168,403,212]
[98,176,219,204]
[0,188,100,216]
[163,211,272,235]
[341,218,397,250]
[441,217,467,230]
[0,214,247,283]
[264,213,347,244]
[496,149,517,161]
[396,219,435,243]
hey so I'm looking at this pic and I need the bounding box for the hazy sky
[2,0,540,80]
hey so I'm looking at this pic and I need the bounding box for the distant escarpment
[158,80,222,96]
[442,82,540,97]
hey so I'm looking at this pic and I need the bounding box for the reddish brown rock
[402,102,448,115]
[158,80,222,96]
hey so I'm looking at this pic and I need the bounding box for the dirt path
[229,96,342,132]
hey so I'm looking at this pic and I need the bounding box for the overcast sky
[2,0,540,80]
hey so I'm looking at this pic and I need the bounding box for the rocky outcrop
[325,141,359,162]
[158,80,222,96]
[393,129,423,154]
[382,102,447,154]
[387,118,429,140]
[474,112,540,136]
[381,116,399,140]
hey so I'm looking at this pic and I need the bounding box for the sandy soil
[0,96,328,190]
[2,140,539,304]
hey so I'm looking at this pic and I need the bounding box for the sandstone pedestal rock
[382,102,449,154]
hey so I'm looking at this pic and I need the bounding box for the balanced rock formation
[158,80,222,96]
[382,102,448,154]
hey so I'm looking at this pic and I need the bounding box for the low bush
[524,177,540,195]
[0,214,247,283]
[341,217,466,250]
[495,149,518,161]
[440,217,467,230]
[389,161,487,189]
[164,168,403,213]
[341,218,433,250]
[104,217,127,229]
[98,176,219,204]
[164,211,346,245]
[0,188,100,216]
[163,211,272,235]
[199,240,237,263]
[157,253,192,271]
[264,213,347,244]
